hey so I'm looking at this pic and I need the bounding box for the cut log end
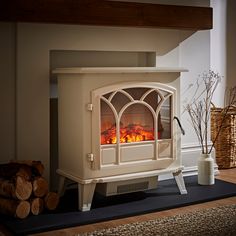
[16,201,31,219]
[33,177,49,198]
[0,176,32,201]
[31,198,44,215]
[15,176,32,200]
[0,197,30,219]
[44,192,60,210]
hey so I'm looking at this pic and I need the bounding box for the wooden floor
[1,169,236,236]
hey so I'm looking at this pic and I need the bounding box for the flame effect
[101,124,154,145]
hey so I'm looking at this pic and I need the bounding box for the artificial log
[0,176,32,201]
[44,192,60,210]
[32,176,49,197]
[30,197,44,215]
[0,197,30,219]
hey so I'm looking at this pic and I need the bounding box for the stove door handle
[173,116,185,135]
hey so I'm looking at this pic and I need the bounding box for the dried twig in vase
[185,70,221,154]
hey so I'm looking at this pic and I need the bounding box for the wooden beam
[0,0,212,30]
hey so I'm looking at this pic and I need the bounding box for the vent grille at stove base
[95,176,158,196]
[117,181,149,194]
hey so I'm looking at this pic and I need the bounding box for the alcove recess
[49,50,156,191]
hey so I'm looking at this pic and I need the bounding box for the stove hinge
[87,153,95,169]
[87,153,94,162]
[87,103,93,111]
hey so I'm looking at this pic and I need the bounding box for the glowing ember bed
[54,67,188,211]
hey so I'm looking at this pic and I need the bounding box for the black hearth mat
[1,176,236,235]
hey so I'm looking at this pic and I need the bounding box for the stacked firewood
[0,160,59,219]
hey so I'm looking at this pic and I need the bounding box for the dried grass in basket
[211,104,236,169]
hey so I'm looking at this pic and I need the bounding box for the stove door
[91,82,177,170]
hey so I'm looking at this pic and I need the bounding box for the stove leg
[58,175,66,196]
[78,183,96,211]
[173,170,187,194]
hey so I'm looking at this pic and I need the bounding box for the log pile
[0,161,59,219]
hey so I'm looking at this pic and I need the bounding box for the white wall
[179,31,211,172]
[227,0,236,88]
[210,0,236,104]
[180,31,210,147]
[210,0,227,107]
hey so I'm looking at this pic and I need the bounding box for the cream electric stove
[53,67,188,211]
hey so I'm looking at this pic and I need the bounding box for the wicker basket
[211,105,236,169]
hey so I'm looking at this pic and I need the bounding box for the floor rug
[79,204,236,236]
[1,176,236,235]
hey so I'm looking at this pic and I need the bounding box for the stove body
[54,67,187,211]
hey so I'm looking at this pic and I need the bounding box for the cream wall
[0,23,16,163]
[16,24,187,180]
[16,24,210,181]
[2,0,232,184]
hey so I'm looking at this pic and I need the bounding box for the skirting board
[159,143,219,181]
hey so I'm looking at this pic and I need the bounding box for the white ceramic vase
[198,153,215,185]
